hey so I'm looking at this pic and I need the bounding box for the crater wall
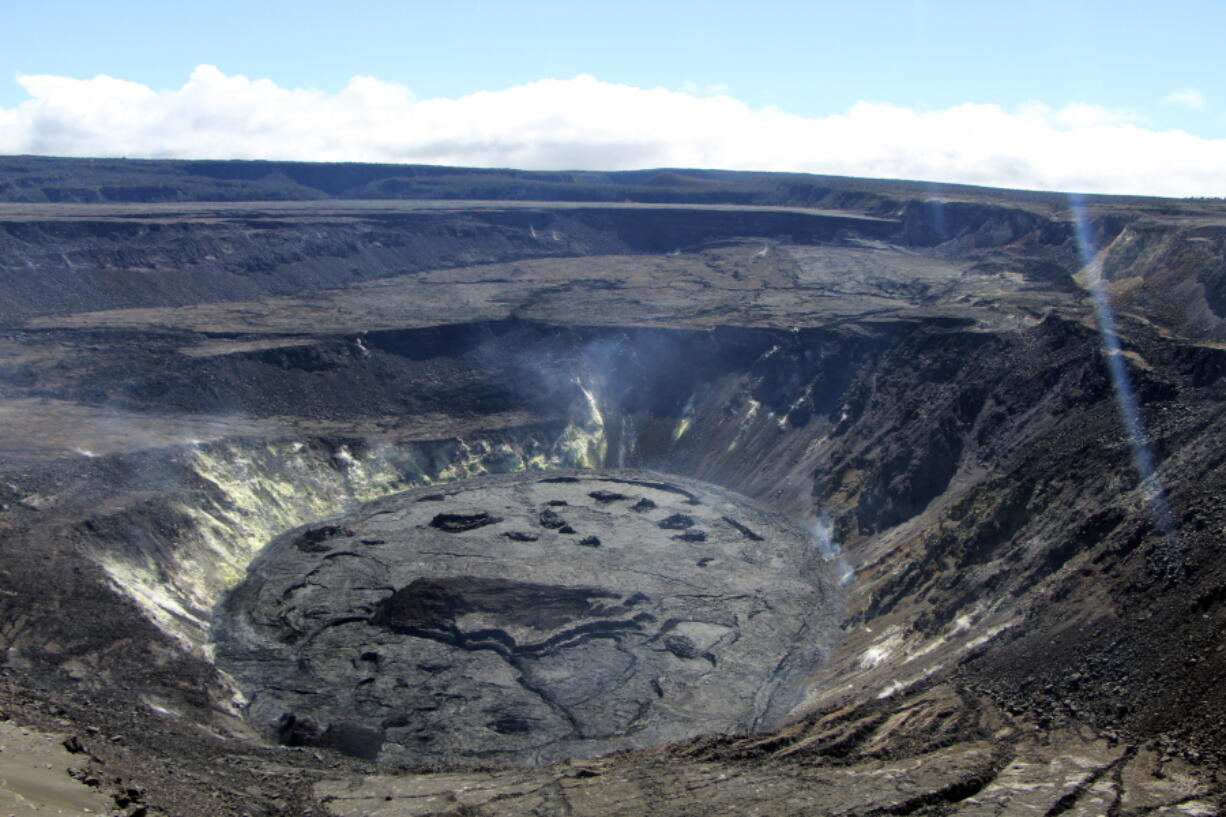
[1,186,1224,815]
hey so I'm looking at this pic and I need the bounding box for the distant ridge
[0,154,1188,209]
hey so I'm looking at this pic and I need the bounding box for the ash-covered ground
[0,159,1224,816]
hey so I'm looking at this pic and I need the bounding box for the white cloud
[1163,88,1206,110]
[679,80,734,97]
[2,66,1225,197]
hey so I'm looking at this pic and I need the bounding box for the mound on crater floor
[216,470,836,767]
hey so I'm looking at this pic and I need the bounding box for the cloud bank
[2,65,1224,197]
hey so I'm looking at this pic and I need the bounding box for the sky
[1,0,1224,196]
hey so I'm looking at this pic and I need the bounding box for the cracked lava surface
[214,469,838,768]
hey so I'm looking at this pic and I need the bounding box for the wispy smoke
[812,511,854,587]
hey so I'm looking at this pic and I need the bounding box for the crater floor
[215,469,837,767]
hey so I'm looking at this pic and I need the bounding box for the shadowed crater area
[213,469,837,768]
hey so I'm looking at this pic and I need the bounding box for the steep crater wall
[0,204,896,327]
[11,311,1218,765]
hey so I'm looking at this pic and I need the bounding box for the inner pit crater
[213,468,838,768]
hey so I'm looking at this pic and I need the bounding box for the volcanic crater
[0,158,1224,816]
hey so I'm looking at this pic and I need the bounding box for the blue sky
[2,0,1224,195]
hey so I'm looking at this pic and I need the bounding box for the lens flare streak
[1068,197,1178,544]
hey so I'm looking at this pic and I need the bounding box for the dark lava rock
[293,525,353,553]
[429,508,502,532]
[322,722,383,761]
[558,524,577,534]
[215,469,835,769]
[538,508,566,529]
[673,530,707,542]
[631,498,657,512]
[658,514,695,530]
[611,479,703,505]
[503,531,539,542]
[588,490,628,503]
[373,576,626,639]
[664,635,702,660]
[488,716,533,735]
[723,516,764,541]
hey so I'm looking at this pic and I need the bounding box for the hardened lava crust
[214,469,837,768]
